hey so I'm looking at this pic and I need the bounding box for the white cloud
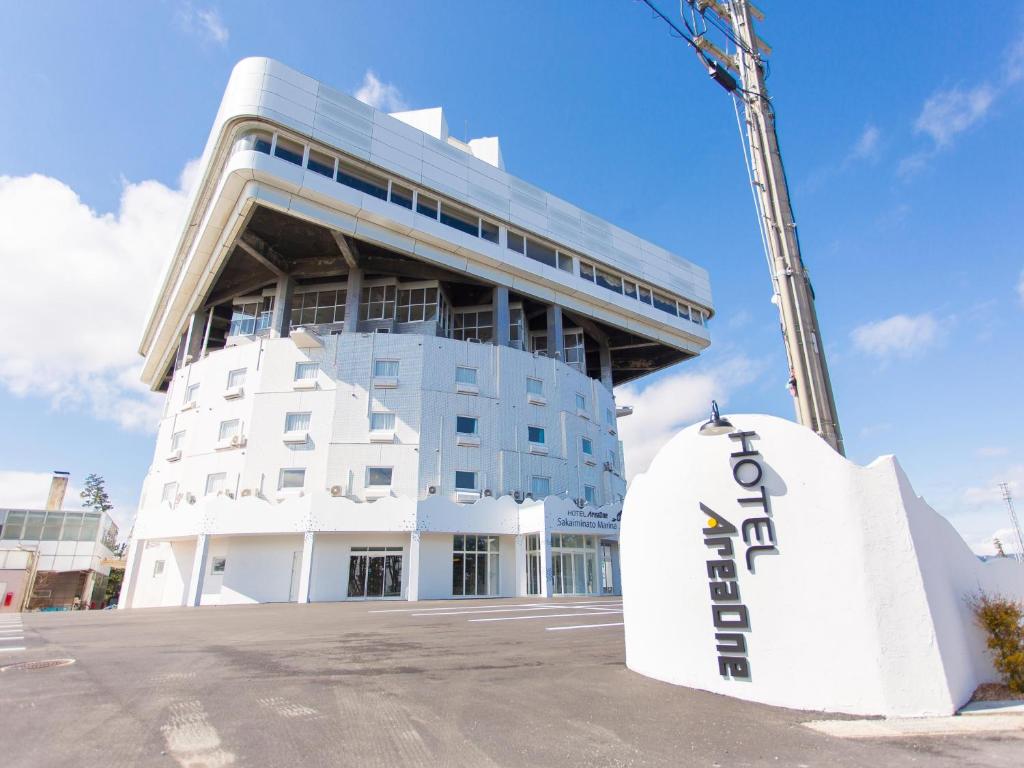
[354,70,408,112]
[177,4,229,45]
[849,124,880,161]
[970,527,1022,557]
[0,163,197,430]
[850,313,940,358]
[0,471,78,510]
[914,84,995,147]
[615,355,762,483]
[1005,32,1024,84]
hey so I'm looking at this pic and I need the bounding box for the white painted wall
[621,414,1024,717]
[201,534,303,605]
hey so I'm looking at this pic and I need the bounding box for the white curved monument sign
[621,414,1023,717]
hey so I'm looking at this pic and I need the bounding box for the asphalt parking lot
[2,598,1021,767]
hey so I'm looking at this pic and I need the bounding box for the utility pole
[640,1,845,454]
[998,483,1024,564]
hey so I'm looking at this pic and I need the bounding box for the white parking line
[469,610,623,623]
[369,599,621,614]
[410,604,620,617]
[546,622,625,631]
[0,647,26,652]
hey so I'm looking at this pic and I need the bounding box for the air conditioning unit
[575,497,586,508]
[166,449,182,462]
[224,490,235,499]
[428,485,437,495]
[240,488,252,497]
[186,493,197,505]
[230,434,246,448]
[513,490,524,503]
[223,385,244,400]
[330,485,344,497]
[483,489,492,497]
[603,461,616,472]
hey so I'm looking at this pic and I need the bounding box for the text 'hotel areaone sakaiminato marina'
[120,57,713,608]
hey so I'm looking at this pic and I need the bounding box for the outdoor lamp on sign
[699,401,733,436]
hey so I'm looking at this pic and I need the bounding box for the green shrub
[968,592,1024,694]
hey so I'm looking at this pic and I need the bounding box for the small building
[120,58,713,608]
[0,473,119,612]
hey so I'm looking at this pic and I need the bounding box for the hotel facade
[120,58,713,608]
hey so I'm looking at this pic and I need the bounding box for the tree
[80,474,113,515]
[994,538,1008,558]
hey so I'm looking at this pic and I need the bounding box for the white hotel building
[120,58,713,608]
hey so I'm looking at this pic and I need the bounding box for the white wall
[309,531,409,602]
[621,414,1024,717]
[201,534,303,605]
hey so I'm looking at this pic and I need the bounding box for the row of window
[0,510,103,542]
[234,128,708,328]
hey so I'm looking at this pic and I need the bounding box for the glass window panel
[236,130,272,154]
[367,467,393,486]
[481,220,499,243]
[507,231,525,253]
[464,552,477,596]
[525,238,557,268]
[384,555,402,596]
[41,513,62,540]
[274,136,304,165]
[440,203,480,236]
[295,362,318,381]
[595,268,623,293]
[623,280,638,298]
[639,286,653,305]
[557,252,573,272]
[307,149,334,178]
[205,473,226,496]
[22,511,45,540]
[531,476,551,498]
[455,471,477,490]
[526,377,543,395]
[60,512,83,541]
[653,292,676,314]
[285,412,311,432]
[575,393,586,410]
[348,555,367,597]
[456,416,478,435]
[171,431,185,452]
[218,419,240,441]
[528,426,545,444]
[337,161,388,200]
[416,194,439,219]
[161,482,178,505]
[677,304,691,321]
[454,534,464,551]
[477,554,489,595]
[582,437,593,455]
[279,469,305,489]
[227,368,246,388]
[374,359,399,377]
[584,485,597,504]
[79,514,99,542]
[456,366,477,385]
[452,553,464,595]
[580,262,595,281]
[370,412,395,431]
[185,384,199,403]
[390,183,413,209]
[211,557,227,574]
[314,305,334,324]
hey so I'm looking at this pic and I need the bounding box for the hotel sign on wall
[554,505,620,532]
[700,430,778,680]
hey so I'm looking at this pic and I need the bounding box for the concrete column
[546,305,564,360]
[185,534,210,607]
[117,539,145,610]
[343,268,363,333]
[296,531,315,604]
[539,531,553,598]
[184,310,207,363]
[271,275,295,338]
[406,531,421,601]
[80,571,96,608]
[493,286,511,347]
[514,534,526,597]
[599,340,613,390]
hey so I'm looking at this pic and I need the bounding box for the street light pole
[641,1,845,454]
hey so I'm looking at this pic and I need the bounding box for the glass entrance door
[550,534,598,595]
[347,546,403,598]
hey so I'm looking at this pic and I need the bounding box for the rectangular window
[580,262,595,282]
[525,238,557,268]
[1,511,25,540]
[584,485,597,505]
[528,426,545,444]
[557,252,573,272]
[171,430,185,452]
[397,286,438,323]
[638,286,653,305]
[367,467,393,487]
[531,476,551,498]
[623,280,638,299]
[290,289,346,327]
[456,416,478,435]
[452,310,493,343]
[455,366,477,385]
[227,368,246,388]
[229,301,261,336]
[452,534,499,596]
[575,393,586,411]
[211,557,227,575]
[79,514,99,543]
[581,437,594,455]
[607,448,617,469]
[279,468,306,490]
[218,419,240,441]
[389,183,413,209]
[205,473,226,496]
[606,407,615,425]
[439,203,480,237]
[526,377,543,395]
[480,220,499,243]
[455,470,477,490]
[653,292,677,315]
[595,267,623,294]
[564,330,585,372]
[373,359,399,378]
[40,513,62,541]
[370,412,395,431]
[237,130,272,154]
[360,284,397,321]
[337,160,387,200]
[306,148,335,178]
[161,482,178,505]
[507,231,525,254]
[416,193,439,219]
[274,136,304,165]
[22,511,45,540]
[294,361,318,381]
[153,560,166,577]
[677,303,691,321]
[285,412,311,432]
[185,383,199,404]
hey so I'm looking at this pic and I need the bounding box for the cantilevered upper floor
[139,57,713,391]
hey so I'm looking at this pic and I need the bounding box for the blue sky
[0,1,1021,552]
